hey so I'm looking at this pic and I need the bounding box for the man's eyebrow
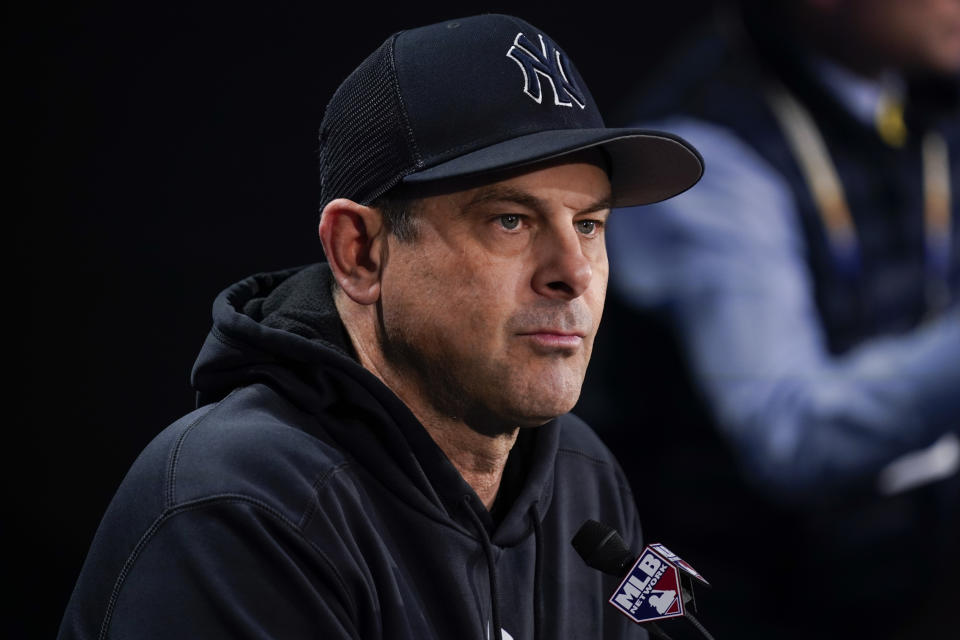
[463,186,613,215]
[580,196,613,215]
[464,186,546,213]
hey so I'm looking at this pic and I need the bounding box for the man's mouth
[517,330,585,349]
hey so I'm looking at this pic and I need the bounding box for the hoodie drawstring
[463,497,503,640]
[461,498,546,640]
[530,503,544,640]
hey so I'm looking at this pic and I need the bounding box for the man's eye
[576,220,600,235]
[498,215,522,230]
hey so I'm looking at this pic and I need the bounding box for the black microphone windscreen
[571,519,636,576]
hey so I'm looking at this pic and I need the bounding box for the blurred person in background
[577,0,960,638]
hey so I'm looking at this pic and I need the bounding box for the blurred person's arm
[609,118,960,503]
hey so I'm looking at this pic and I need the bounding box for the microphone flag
[608,543,707,625]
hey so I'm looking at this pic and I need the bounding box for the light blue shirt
[608,116,960,502]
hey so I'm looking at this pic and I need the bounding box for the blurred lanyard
[767,86,953,314]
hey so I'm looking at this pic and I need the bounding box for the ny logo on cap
[506,32,586,109]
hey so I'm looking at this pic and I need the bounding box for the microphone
[572,519,715,640]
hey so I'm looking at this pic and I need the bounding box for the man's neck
[338,295,518,510]
[418,415,518,510]
[368,355,520,510]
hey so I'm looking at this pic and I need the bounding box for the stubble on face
[377,290,598,436]
[372,159,610,437]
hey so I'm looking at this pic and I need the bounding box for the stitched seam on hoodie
[559,447,638,500]
[557,447,611,467]
[165,389,241,509]
[210,324,256,353]
[98,493,358,640]
[299,461,355,529]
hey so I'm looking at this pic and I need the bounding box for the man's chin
[506,392,582,427]
[461,389,580,435]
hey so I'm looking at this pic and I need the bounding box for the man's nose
[531,226,593,300]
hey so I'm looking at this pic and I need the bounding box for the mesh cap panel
[319,35,419,209]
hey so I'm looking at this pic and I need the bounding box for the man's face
[376,156,611,434]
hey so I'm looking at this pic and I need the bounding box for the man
[585,1,959,637]
[58,14,702,640]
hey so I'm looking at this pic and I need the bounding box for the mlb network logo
[608,546,684,624]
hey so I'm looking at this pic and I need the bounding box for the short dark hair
[322,188,421,289]
[370,188,420,242]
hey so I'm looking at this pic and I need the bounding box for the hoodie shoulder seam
[299,461,355,529]
[559,447,638,504]
[99,493,358,640]
[556,447,612,467]
[165,389,241,509]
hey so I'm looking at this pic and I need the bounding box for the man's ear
[318,198,385,305]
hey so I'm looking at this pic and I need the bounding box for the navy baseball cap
[319,14,703,209]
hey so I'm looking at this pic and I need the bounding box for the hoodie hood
[190,263,558,546]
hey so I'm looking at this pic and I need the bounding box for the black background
[12,1,715,636]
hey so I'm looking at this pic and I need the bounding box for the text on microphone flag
[608,544,695,624]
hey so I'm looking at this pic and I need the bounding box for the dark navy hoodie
[58,263,647,640]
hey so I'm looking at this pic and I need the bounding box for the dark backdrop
[12,2,714,636]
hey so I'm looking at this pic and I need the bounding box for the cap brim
[401,128,703,207]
